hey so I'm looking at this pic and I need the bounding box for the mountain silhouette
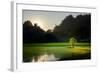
[23,14,91,43]
[53,14,91,42]
[23,20,58,43]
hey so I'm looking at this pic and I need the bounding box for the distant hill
[23,20,58,43]
[53,14,91,42]
[23,14,91,43]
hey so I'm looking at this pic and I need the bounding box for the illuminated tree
[69,37,77,48]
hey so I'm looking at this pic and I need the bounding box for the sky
[23,10,88,31]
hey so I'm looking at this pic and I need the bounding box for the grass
[23,42,91,62]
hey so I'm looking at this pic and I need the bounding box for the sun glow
[31,19,49,31]
[32,20,42,26]
[32,20,44,28]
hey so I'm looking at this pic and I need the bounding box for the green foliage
[69,37,77,48]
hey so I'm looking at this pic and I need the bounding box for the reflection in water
[32,54,59,62]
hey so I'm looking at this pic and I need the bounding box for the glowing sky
[23,10,87,31]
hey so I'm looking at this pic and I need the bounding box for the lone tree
[69,37,77,48]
